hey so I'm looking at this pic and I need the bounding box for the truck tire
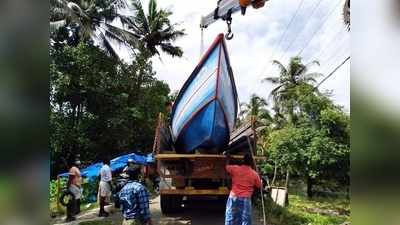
[160,194,182,214]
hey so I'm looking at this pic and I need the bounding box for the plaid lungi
[225,195,252,225]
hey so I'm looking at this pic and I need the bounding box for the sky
[144,0,350,111]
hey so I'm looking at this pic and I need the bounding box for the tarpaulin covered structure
[56,152,154,204]
[58,152,154,181]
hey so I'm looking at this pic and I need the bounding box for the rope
[247,117,266,225]
[200,28,205,59]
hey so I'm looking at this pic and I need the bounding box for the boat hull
[171,34,238,153]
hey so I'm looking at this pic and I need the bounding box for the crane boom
[200,0,267,29]
[200,0,242,28]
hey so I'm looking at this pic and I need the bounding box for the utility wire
[277,0,324,63]
[310,26,346,61]
[297,0,342,56]
[300,56,350,99]
[260,0,306,74]
[319,37,349,74]
[260,0,325,88]
[316,56,350,89]
[252,0,306,95]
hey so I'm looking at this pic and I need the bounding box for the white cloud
[147,0,350,110]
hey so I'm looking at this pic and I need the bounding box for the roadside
[52,195,266,225]
[51,191,349,225]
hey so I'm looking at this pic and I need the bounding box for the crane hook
[225,18,234,40]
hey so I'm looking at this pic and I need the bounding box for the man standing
[224,153,262,225]
[99,157,112,217]
[66,159,82,222]
[119,168,152,225]
[123,158,138,173]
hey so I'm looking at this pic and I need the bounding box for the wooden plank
[160,187,230,195]
[156,154,265,160]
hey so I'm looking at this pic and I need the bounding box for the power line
[299,55,350,99]
[277,0,325,63]
[297,0,343,56]
[310,26,346,61]
[251,0,306,99]
[261,0,306,72]
[319,36,349,74]
[260,0,325,86]
[316,56,350,89]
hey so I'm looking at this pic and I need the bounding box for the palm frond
[343,0,350,31]
[271,60,288,76]
[159,43,183,57]
[131,0,150,34]
[159,27,185,41]
[262,76,280,84]
[97,31,119,58]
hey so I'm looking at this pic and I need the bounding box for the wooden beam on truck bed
[160,187,230,195]
[155,154,266,160]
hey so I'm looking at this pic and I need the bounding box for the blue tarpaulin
[58,152,154,181]
[57,152,154,203]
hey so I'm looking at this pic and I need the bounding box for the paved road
[150,196,265,225]
[151,196,226,225]
[52,196,265,225]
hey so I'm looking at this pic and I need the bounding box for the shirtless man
[66,159,83,222]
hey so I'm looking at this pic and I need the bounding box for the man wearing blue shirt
[119,167,152,225]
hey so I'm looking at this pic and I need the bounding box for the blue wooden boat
[171,34,238,154]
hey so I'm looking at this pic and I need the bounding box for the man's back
[100,164,112,182]
[119,181,150,222]
[69,166,82,186]
[226,165,261,198]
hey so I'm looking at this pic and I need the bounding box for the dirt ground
[52,196,266,225]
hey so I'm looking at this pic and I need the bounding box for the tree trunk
[284,169,290,189]
[307,176,314,198]
[271,162,277,186]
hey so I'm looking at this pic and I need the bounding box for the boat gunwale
[171,33,225,120]
[171,34,239,151]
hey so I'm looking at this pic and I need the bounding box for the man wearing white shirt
[99,157,112,217]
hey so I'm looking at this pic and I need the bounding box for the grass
[257,192,349,225]
[50,201,100,218]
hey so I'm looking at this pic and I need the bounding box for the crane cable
[246,133,267,225]
[200,28,205,59]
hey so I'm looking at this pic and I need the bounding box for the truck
[151,113,265,214]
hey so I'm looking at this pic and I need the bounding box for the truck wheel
[160,194,182,214]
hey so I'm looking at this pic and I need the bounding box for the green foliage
[239,94,272,127]
[256,193,349,225]
[129,0,186,57]
[265,104,350,188]
[257,55,350,196]
[50,42,170,177]
[263,56,322,123]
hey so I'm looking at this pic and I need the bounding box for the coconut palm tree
[240,94,272,126]
[263,56,322,123]
[50,0,185,59]
[128,0,185,57]
[50,0,139,57]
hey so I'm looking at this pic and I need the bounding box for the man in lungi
[224,153,262,225]
[66,159,83,222]
[99,157,112,217]
[119,167,152,225]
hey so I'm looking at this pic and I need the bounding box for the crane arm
[200,0,243,29]
[200,0,267,29]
